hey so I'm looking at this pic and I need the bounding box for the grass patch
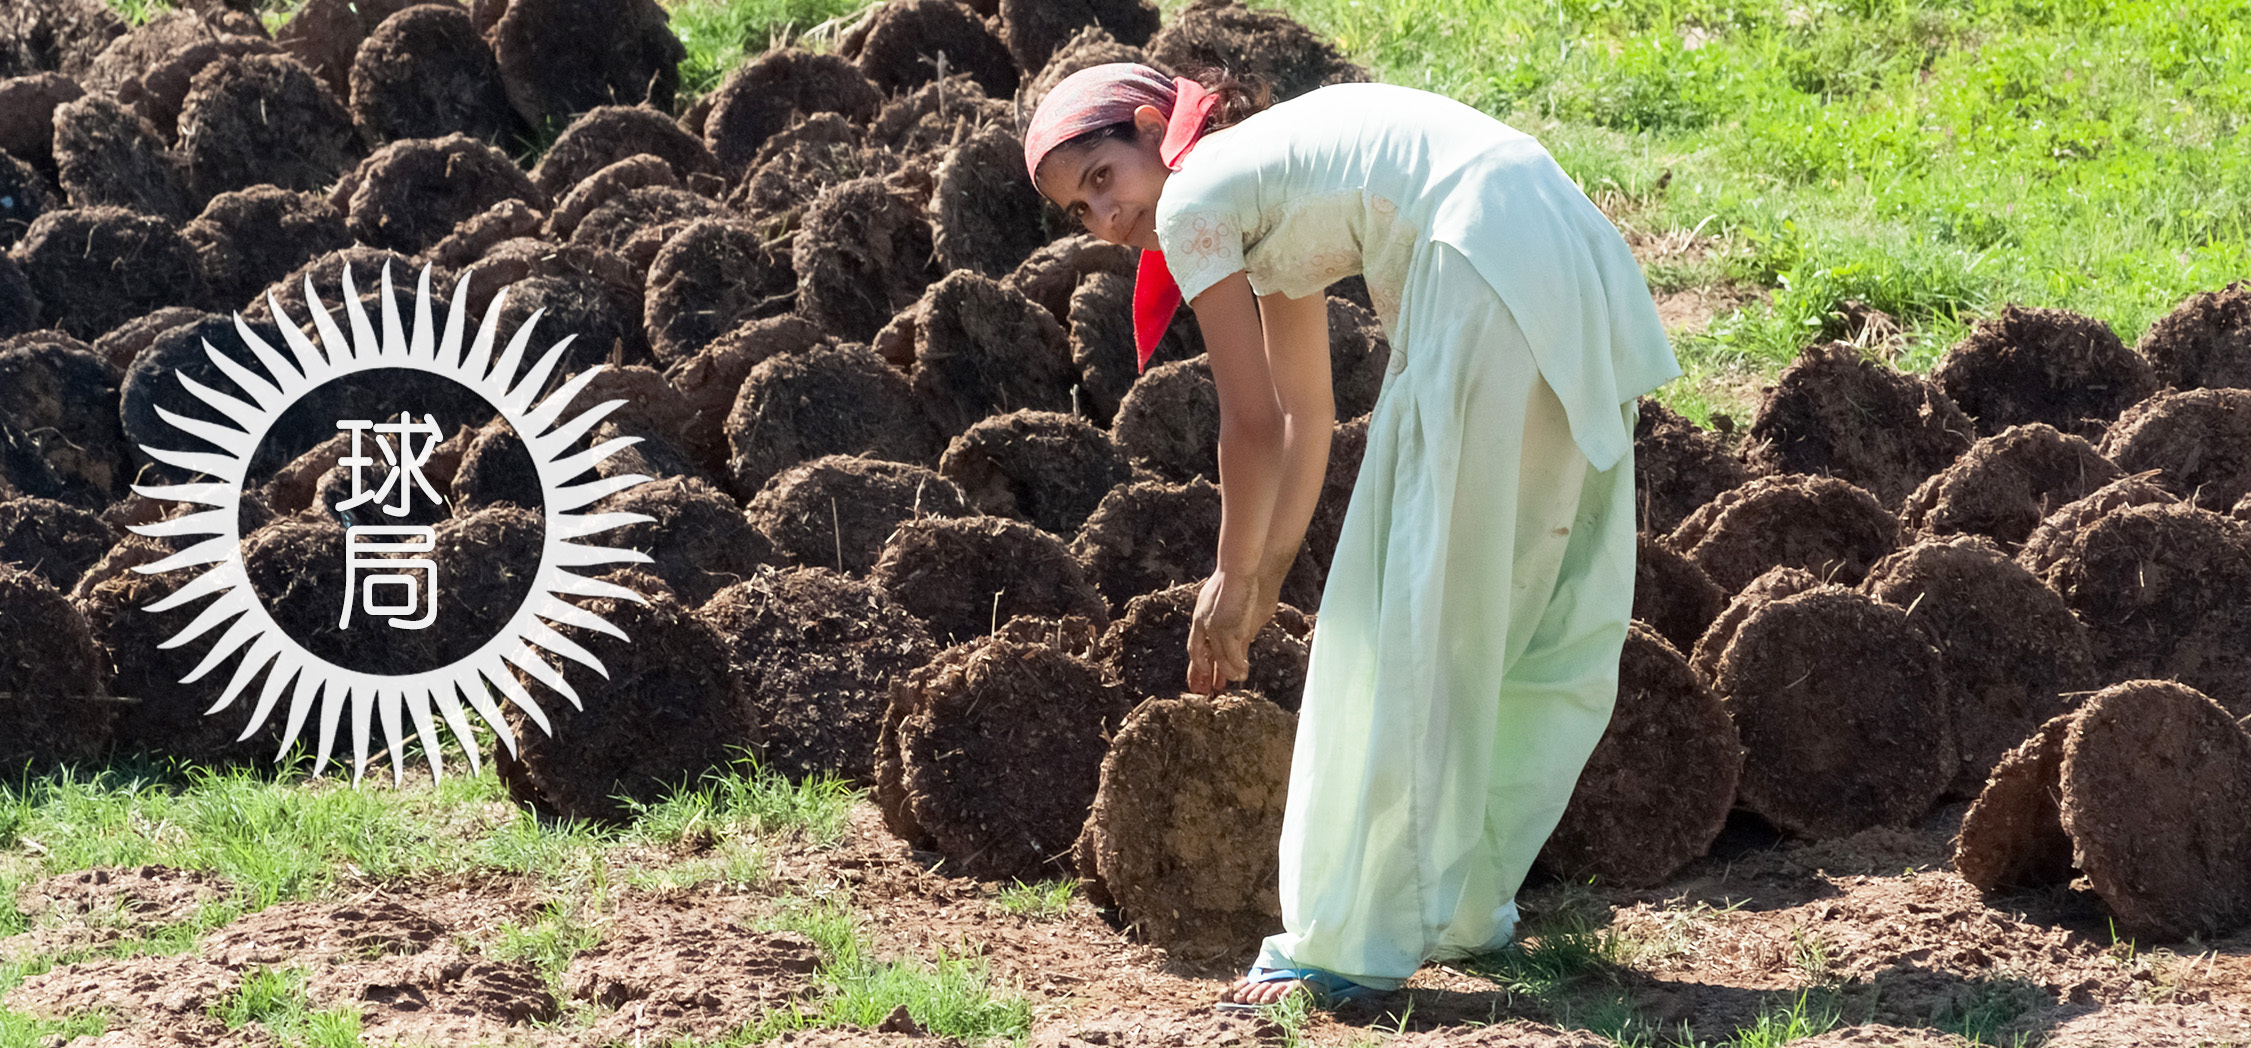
[207,966,364,1048]
[731,898,1033,1045]
[0,1010,107,1048]
[1275,0,2251,418]
[989,878,1075,921]
[660,0,874,99]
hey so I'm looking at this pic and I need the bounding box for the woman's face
[1035,106,1170,252]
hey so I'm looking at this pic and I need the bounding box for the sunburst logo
[131,263,652,784]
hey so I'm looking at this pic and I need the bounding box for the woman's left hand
[1187,568,1274,694]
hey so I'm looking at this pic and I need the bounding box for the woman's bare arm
[1184,272,1333,692]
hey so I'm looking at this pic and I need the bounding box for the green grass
[207,966,365,1048]
[1,757,871,1043]
[989,878,1076,920]
[1274,0,2251,421]
[659,0,874,98]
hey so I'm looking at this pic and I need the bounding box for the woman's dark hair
[1191,67,1273,133]
[1045,67,1275,162]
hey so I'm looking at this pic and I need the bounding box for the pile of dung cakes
[1601,292,2251,945]
[0,0,1368,958]
[6,0,2250,962]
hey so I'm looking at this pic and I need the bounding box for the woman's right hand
[1187,568,1264,694]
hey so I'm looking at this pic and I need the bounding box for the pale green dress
[1153,82,1680,988]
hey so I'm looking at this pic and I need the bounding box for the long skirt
[1253,241,1638,988]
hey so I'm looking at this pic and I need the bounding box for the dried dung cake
[873,516,1110,644]
[99,20,281,146]
[1932,304,2159,440]
[664,313,829,472]
[272,0,420,98]
[546,154,674,239]
[116,314,283,478]
[1631,533,1726,654]
[1952,713,2076,893]
[76,538,286,763]
[2100,387,2251,511]
[237,245,428,323]
[1145,0,1368,102]
[568,184,722,278]
[2136,280,2251,391]
[1538,623,1740,888]
[1741,341,1975,508]
[2015,472,2178,579]
[425,505,546,675]
[697,567,936,783]
[1632,397,1756,535]
[445,415,549,513]
[700,49,882,181]
[2061,680,2251,941]
[1301,413,1367,578]
[0,563,113,768]
[489,0,683,130]
[746,455,970,576]
[0,337,126,508]
[1899,423,2122,551]
[14,207,200,340]
[1714,585,1955,839]
[338,134,543,255]
[2037,501,2251,718]
[1063,269,1202,426]
[1096,582,1307,709]
[0,72,83,169]
[1069,477,1219,610]
[722,343,942,499]
[51,91,192,221]
[886,631,1134,880]
[1020,26,1152,111]
[794,176,943,343]
[1861,536,2095,797]
[931,124,1048,278]
[903,272,1075,437]
[1112,356,1219,483]
[590,476,768,606]
[938,410,1132,537]
[88,307,205,374]
[0,496,113,592]
[346,3,524,147]
[1006,232,1134,325]
[866,72,1014,158]
[644,218,796,366]
[181,185,352,310]
[728,114,889,222]
[176,53,358,208]
[1082,692,1292,961]
[1000,0,1159,75]
[483,270,653,377]
[1668,473,1900,593]
[241,514,448,678]
[851,0,1016,99]
[0,0,125,80]
[498,571,748,823]
[528,104,719,201]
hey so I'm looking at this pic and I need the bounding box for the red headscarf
[1023,62,1220,372]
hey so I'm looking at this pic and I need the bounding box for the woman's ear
[1132,103,1168,143]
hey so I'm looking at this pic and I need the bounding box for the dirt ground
[8,799,2248,1047]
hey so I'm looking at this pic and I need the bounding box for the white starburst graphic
[132,262,653,785]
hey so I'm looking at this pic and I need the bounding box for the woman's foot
[1214,967,1379,1012]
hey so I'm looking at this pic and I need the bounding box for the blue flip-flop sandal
[1214,966,1381,1013]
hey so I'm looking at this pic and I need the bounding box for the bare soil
[2137,279,2251,391]
[1932,304,2158,441]
[1899,423,2122,552]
